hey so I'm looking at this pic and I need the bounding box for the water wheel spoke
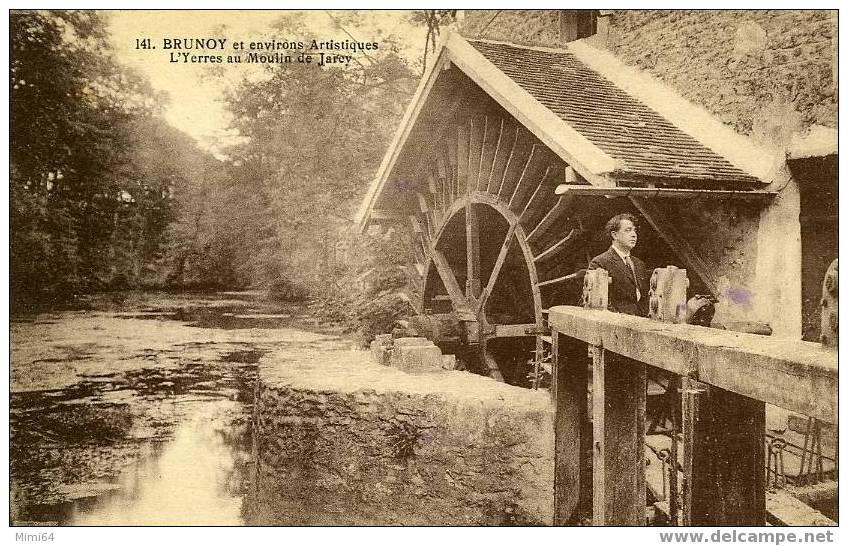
[489,122,517,196]
[508,145,545,212]
[486,323,538,338]
[532,227,582,264]
[456,122,469,197]
[518,166,551,224]
[498,129,532,203]
[466,202,481,301]
[429,248,473,318]
[478,116,499,192]
[478,223,516,314]
[526,194,574,244]
[468,115,485,194]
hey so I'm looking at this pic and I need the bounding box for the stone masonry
[248,349,554,525]
[463,10,836,144]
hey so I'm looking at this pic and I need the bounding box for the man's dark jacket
[588,247,650,316]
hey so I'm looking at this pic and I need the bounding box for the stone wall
[603,10,836,146]
[462,10,836,145]
[248,350,554,525]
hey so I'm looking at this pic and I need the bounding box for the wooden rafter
[554,184,776,201]
[630,197,718,296]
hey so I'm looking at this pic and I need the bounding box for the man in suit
[589,213,650,316]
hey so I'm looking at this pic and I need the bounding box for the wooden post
[553,333,592,524]
[592,346,647,525]
[682,378,766,526]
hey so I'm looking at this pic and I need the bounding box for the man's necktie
[624,255,641,302]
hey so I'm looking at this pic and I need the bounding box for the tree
[10,10,207,308]
[209,13,417,295]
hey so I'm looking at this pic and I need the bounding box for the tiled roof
[468,39,762,185]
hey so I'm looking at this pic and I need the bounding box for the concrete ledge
[249,350,554,525]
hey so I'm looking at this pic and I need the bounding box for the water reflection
[68,401,248,525]
[11,292,352,526]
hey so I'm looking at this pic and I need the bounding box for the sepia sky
[106,10,427,156]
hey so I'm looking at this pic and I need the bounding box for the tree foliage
[11,9,439,335]
[10,10,216,309]
[191,14,417,299]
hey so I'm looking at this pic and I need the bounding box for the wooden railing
[548,262,837,526]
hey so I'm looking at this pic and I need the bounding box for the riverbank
[10,291,357,524]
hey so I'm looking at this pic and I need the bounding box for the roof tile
[468,39,761,186]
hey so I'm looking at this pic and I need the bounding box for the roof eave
[355,41,452,233]
[356,32,622,233]
[446,34,619,185]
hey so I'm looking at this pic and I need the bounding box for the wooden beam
[631,197,718,295]
[536,270,585,288]
[533,228,582,264]
[429,248,474,318]
[547,306,838,423]
[553,184,776,200]
[592,346,647,525]
[526,195,574,244]
[553,333,592,524]
[478,224,516,313]
[491,323,536,338]
[766,490,837,526]
[682,380,766,526]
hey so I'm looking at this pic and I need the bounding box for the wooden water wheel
[403,113,590,383]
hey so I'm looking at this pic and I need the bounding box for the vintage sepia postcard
[7,6,839,540]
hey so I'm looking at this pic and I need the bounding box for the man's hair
[605,213,638,239]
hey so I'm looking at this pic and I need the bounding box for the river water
[10,292,356,526]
